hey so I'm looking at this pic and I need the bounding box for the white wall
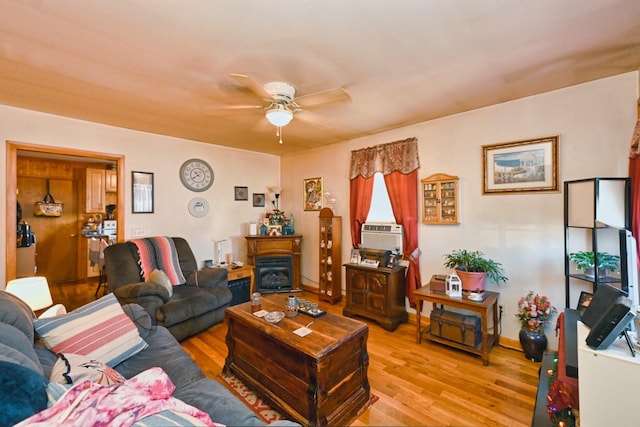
[2,72,637,347]
[1,106,281,286]
[282,71,639,347]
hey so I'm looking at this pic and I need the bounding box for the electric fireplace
[255,256,293,293]
[245,235,302,292]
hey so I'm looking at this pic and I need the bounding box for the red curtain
[629,118,640,265]
[349,175,375,248]
[384,170,421,307]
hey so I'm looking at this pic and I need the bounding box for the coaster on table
[294,327,312,337]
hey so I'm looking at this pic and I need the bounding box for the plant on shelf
[516,290,557,331]
[568,251,620,277]
[443,249,508,291]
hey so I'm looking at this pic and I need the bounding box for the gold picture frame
[482,136,559,194]
[303,177,323,211]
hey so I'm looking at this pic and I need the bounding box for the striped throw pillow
[34,294,148,367]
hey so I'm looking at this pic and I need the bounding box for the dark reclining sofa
[104,236,230,341]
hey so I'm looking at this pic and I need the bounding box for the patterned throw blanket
[15,367,220,427]
[131,237,186,286]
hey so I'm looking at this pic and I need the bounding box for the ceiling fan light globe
[266,108,293,127]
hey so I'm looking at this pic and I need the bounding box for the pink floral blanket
[15,367,221,427]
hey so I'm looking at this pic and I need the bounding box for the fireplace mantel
[245,235,302,292]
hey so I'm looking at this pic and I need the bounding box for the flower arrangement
[516,290,557,331]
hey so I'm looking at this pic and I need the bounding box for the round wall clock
[179,158,214,192]
[188,197,209,218]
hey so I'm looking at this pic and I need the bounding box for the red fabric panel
[384,170,421,307]
[554,312,579,409]
[349,175,374,249]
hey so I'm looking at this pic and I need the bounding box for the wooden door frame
[6,141,125,281]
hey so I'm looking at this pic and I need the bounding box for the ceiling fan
[219,74,351,143]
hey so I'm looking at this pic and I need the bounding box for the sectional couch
[0,290,298,426]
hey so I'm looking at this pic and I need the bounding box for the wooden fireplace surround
[245,235,302,291]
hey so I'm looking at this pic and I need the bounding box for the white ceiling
[1,0,639,156]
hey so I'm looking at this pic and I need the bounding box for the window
[365,172,395,222]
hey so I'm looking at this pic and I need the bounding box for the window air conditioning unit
[361,223,403,252]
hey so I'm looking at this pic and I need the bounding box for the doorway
[6,141,125,283]
[17,176,77,283]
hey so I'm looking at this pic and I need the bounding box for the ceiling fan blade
[295,87,350,109]
[217,104,264,110]
[229,73,271,100]
[294,109,332,128]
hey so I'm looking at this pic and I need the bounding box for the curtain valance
[349,137,420,179]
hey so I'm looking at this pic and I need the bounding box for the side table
[226,264,254,306]
[415,285,499,366]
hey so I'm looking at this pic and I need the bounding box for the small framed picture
[234,186,248,201]
[267,225,282,236]
[303,177,323,211]
[252,193,265,207]
[350,249,361,264]
[132,171,154,214]
[577,291,593,316]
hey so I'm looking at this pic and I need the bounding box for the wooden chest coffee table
[224,294,370,426]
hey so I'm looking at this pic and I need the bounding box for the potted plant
[568,251,620,278]
[443,249,508,291]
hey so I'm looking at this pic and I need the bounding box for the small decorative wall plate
[187,197,209,217]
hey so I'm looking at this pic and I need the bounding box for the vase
[455,269,485,292]
[519,327,547,362]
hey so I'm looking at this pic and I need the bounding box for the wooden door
[18,177,78,284]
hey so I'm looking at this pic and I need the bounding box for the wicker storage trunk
[430,308,481,347]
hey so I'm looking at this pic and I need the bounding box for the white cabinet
[577,321,640,426]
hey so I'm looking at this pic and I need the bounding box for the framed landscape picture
[482,136,559,194]
[303,177,323,211]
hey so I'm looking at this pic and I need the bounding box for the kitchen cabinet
[421,173,459,224]
[319,207,342,303]
[343,263,407,331]
[105,169,117,193]
[82,168,106,213]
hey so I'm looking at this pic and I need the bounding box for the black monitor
[581,284,628,328]
[581,284,634,351]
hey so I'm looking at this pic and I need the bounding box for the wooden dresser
[343,263,407,331]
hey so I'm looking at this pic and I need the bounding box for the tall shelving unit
[319,207,342,304]
[564,177,631,308]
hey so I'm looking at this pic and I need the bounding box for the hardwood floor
[51,280,540,426]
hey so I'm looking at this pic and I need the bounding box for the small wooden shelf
[319,208,341,304]
[421,173,459,224]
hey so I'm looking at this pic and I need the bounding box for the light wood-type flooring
[51,280,540,426]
